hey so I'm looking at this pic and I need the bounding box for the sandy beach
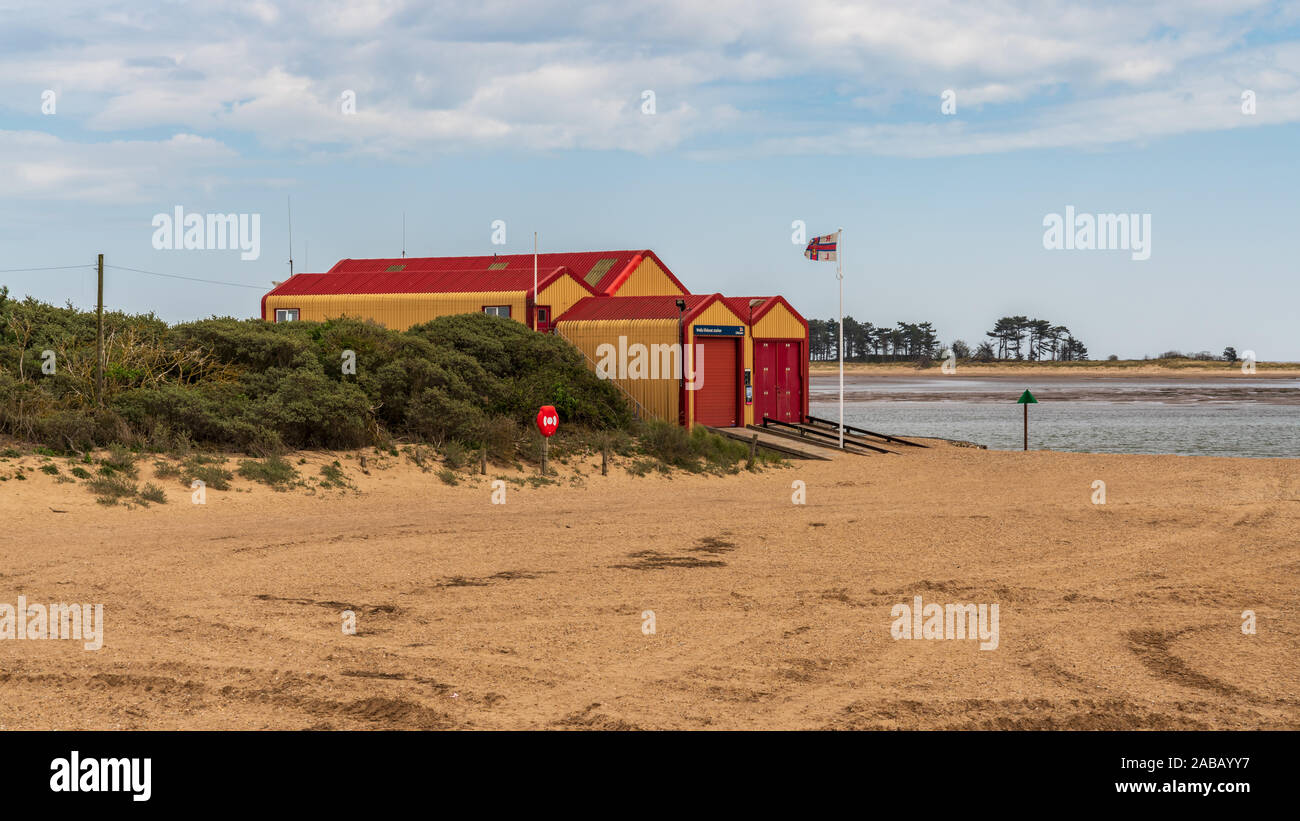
[1,441,1296,730]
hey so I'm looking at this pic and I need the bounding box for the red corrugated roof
[266,265,580,296]
[722,296,773,320]
[322,250,685,296]
[723,295,808,329]
[556,294,730,323]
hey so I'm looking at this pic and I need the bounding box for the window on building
[483,305,511,318]
[537,308,548,322]
[275,309,300,322]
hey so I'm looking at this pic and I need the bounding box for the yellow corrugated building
[260,250,807,428]
[555,294,760,429]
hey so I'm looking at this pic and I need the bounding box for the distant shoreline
[809,361,1300,379]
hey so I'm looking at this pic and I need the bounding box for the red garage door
[775,340,804,423]
[754,340,778,423]
[693,337,739,426]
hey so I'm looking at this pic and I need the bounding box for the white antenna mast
[287,196,295,277]
[402,212,406,258]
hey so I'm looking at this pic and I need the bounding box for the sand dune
[1,443,1297,730]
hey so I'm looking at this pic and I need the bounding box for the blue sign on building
[693,324,745,337]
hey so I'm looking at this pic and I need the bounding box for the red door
[693,337,739,426]
[754,341,778,424]
[534,305,553,332]
[776,341,803,423]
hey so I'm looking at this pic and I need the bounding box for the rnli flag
[804,231,839,261]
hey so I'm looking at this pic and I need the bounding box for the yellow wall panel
[608,257,688,297]
[536,277,592,320]
[554,318,681,422]
[265,291,526,331]
[753,302,807,340]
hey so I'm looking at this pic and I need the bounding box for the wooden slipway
[748,423,890,456]
[706,426,832,460]
[754,418,894,455]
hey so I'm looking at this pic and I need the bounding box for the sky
[1,0,1298,359]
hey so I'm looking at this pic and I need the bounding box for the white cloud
[0,0,1295,191]
[0,130,238,202]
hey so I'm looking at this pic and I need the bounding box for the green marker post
[1017,389,1038,450]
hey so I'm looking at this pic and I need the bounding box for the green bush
[442,440,468,469]
[181,458,233,491]
[101,443,138,477]
[140,483,168,503]
[319,461,349,488]
[482,416,520,462]
[87,474,137,504]
[636,420,760,473]
[237,455,298,487]
[1,296,640,456]
[639,420,697,469]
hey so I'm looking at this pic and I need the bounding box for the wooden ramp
[755,418,894,455]
[706,426,832,460]
[801,414,928,448]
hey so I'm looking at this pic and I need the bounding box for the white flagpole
[533,231,538,331]
[837,227,844,449]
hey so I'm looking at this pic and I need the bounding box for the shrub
[237,455,298,487]
[639,420,696,469]
[87,474,138,505]
[482,416,519,462]
[319,462,349,488]
[443,440,469,469]
[637,420,765,473]
[404,388,486,446]
[140,483,168,503]
[181,458,233,491]
[101,443,138,477]
[3,298,635,456]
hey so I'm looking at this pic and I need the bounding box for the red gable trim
[682,294,743,327]
[604,249,689,296]
[722,296,808,333]
[601,252,643,296]
[752,295,808,333]
[535,266,599,297]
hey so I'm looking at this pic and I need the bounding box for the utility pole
[96,253,104,405]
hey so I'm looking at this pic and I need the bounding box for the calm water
[810,377,1300,458]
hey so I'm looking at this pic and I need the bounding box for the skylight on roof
[584,258,617,286]
[386,264,406,272]
[488,262,507,270]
